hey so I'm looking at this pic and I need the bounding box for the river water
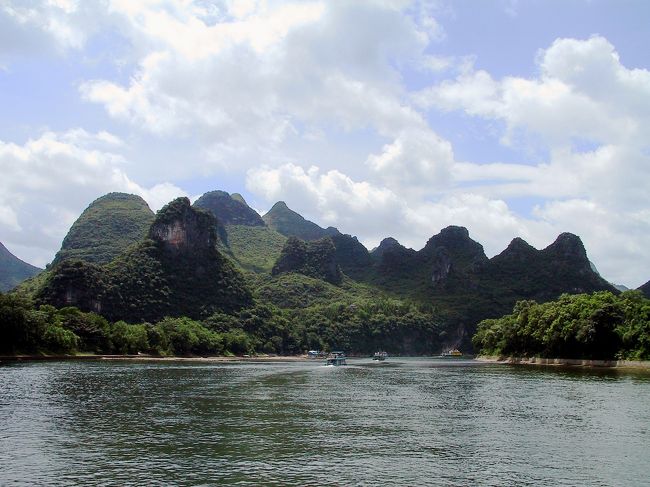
[1,358,649,486]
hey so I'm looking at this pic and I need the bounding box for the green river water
[1,358,649,486]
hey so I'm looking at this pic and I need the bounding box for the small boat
[372,351,388,361]
[325,351,347,366]
[439,348,463,358]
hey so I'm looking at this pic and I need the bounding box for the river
[1,358,649,486]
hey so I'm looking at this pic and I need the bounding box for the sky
[1,0,649,288]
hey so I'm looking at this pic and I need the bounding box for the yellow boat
[440,348,463,358]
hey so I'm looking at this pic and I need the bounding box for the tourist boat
[439,348,463,358]
[325,351,347,366]
[372,351,388,361]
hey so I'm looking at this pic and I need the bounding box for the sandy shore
[477,355,650,369]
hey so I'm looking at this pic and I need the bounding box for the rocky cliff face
[193,190,265,227]
[419,226,487,287]
[150,197,215,252]
[38,197,252,322]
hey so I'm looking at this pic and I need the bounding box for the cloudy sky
[1,0,649,287]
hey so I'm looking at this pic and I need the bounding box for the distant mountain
[639,280,650,298]
[37,198,252,322]
[193,190,265,227]
[263,201,340,241]
[267,226,616,341]
[0,242,42,292]
[52,192,154,266]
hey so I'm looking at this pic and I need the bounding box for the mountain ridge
[0,242,42,292]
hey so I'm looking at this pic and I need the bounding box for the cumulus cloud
[77,1,434,152]
[246,163,406,238]
[2,2,650,287]
[0,130,186,267]
[366,127,455,192]
[416,36,650,147]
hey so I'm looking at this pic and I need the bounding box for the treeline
[472,291,650,360]
[0,291,444,356]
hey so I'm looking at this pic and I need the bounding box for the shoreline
[0,353,312,363]
[477,355,650,369]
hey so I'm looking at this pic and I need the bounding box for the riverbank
[477,355,650,369]
[0,353,312,363]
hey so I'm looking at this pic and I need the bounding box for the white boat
[372,351,388,361]
[325,351,347,366]
[439,348,463,358]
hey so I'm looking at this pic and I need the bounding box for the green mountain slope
[52,192,154,265]
[0,242,42,291]
[219,225,287,273]
[263,201,340,241]
[272,237,342,284]
[37,198,252,322]
[639,280,650,298]
[193,190,265,227]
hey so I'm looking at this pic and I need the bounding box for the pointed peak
[230,193,247,205]
[505,237,536,252]
[193,190,264,226]
[380,237,401,247]
[269,201,290,212]
[544,232,587,259]
[425,225,477,250]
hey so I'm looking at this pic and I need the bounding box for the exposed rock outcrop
[37,197,252,322]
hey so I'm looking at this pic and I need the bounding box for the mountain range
[4,190,648,347]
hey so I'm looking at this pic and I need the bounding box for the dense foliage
[272,237,342,284]
[472,291,650,360]
[1,288,444,357]
[52,193,154,265]
[262,201,339,241]
[220,225,287,273]
[36,198,253,323]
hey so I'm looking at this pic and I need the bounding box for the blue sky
[0,0,649,287]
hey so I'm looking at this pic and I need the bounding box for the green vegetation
[193,190,265,227]
[6,190,646,360]
[36,198,253,323]
[473,291,650,360]
[263,201,339,241]
[52,193,154,265]
[272,237,342,284]
[220,224,287,273]
[0,241,42,292]
[1,288,443,356]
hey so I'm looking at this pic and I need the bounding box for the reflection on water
[1,358,649,486]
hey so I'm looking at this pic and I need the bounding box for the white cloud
[0,130,186,267]
[246,163,406,238]
[417,36,650,148]
[366,127,455,191]
[2,1,650,288]
[534,199,650,288]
